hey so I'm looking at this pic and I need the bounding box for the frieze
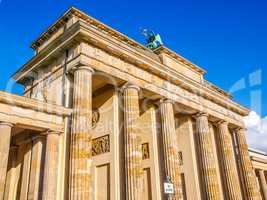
[92,135,110,156]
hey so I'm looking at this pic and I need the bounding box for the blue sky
[0,0,266,117]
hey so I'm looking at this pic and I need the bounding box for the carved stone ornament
[92,135,110,156]
[178,151,183,166]
[142,143,150,160]
[92,109,100,128]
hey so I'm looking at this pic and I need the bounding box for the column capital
[120,82,141,93]
[74,65,94,73]
[159,98,174,105]
[10,145,19,151]
[234,127,247,133]
[32,134,46,142]
[42,130,62,136]
[0,122,14,128]
[68,65,95,75]
[195,112,209,118]
[217,120,229,126]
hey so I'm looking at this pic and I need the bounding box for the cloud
[244,111,267,152]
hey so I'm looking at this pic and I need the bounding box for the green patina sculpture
[141,28,163,50]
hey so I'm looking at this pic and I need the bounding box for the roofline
[153,45,206,75]
[30,7,75,49]
[249,148,267,156]
[30,7,207,76]
[30,7,149,51]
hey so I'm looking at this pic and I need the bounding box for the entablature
[0,91,71,132]
[11,8,250,128]
[250,149,267,170]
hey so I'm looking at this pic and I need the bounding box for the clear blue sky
[0,0,266,117]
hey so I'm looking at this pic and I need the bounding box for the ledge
[0,91,72,117]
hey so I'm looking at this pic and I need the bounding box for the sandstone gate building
[1,7,267,200]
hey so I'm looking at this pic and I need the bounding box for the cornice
[30,7,76,50]
[250,156,267,165]
[12,21,82,82]
[153,45,206,75]
[31,7,149,51]
[30,7,207,79]
[203,80,232,98]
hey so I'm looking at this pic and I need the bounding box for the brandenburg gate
[0,7,266,200]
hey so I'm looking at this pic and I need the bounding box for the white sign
[164,182,174,194]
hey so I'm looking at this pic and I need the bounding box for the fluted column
[122,83,143,200]
[160,99,183,200]
[0,122,13,200]
[195,113,221,200]
[235,128,262,200]
[217,121,242,199]
[259,170,267,200]
[19,142,32,200]
[42,132,60,200]
[69,66,94,199]
[28,136,45,200]
[3,146,18,200]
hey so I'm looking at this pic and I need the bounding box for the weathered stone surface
[216,121,242,199]
[28,136,45,200]
[0,7,265,200]
[195,113,221,200]
[19,142,33,200]
[259,170,267,200]
[69,66,94,199]
[122,83,144,200]
[235,129,262,200]
[0,122,12,200]
[42,133,60,200]
[160,99,184,200]
[3,146,18,200]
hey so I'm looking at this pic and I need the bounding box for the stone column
[259,170,267,200]
[235,128,262,200]
[195,113,221,200]
[0,122,13,200]
[216,121,242,199]
[122,83,143,200]
[69,66,94,199]
[159,99,183,200]
[19,142,32,200]
[42,132,60,200]
[28,136,45,200]
[3,146,18,200]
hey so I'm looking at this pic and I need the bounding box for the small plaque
[164,182,174,194]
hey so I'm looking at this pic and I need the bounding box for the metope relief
[92,135,110,156]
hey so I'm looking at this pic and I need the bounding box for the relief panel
[92,135,110,156]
